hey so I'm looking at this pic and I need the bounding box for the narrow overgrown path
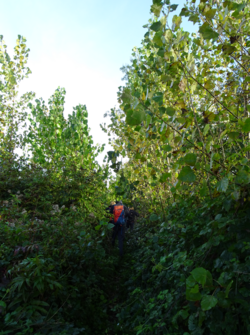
[104,226,141,335]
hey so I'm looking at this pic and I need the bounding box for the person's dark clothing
[112,224,125,257]
[110,201,129,257]
[127,209,139,230]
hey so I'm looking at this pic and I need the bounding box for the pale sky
[0,0,196,164]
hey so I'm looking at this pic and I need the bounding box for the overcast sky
[1,0,196,164]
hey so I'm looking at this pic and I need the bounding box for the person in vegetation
[126,207,139,230]
[110,200,129,257]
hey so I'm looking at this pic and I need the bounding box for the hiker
[110,200,129,257]
[126,207,139,230]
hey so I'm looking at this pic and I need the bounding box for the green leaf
[222,45,237,55]
[121,88,132,103]
[201,295,218,311]
[150,21,162,32]
[151,4,163,17]
[190,284,199,293]
[203,124,210,136]
[166,107,176,116]
[180,8,189,16]
[107,223,114,229]
[216,177,229,193]
[186,288,202,301]
[0,301,6,308]
[126,107,146,126]
[153,31,164,46]
[184,153,197,166]
[152,92,163,105]
[204,270,213,290]
[228,132,240,139]
[95,225,101,231]
[199,22,219,40]
[235,170,250,185]
[179,309,189,320]
[172,15,182,31]
[170,4,178,12]
[190,267,207,287]
[189,14,200,24]
[162,144,172,152]
[242,118,250,132]
[186,275,196,288]
[178,166,196,183]
[244,76,250,83]
[159,172,171,182]
[204,9,216,20]
[150,214,158,221]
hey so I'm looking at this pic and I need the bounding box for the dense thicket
[1,0,250,334]
[0,36,116,334]
[104,0,250,334]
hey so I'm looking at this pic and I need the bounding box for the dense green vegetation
[1,0,250,334]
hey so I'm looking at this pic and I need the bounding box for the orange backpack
[113,205,125,225]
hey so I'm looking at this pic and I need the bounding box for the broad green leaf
[151,3,163,17]
[170,4,178,12]
[180,8,189,16]
[242,118,250,132]
[107,223,114,229]
[160,15,167,26]
[0,301,6,308]
[204,270,213,290]
[199,22,219,40]
[150,21,162,32]
[121,88,132,103]
[186,288,202,301]
[190,267,207,287]
[228,132,240,140]
[178,309,189,320]
[203,124,210,136]
[216,177,229,193]
[204,9,216,20]
[222,45,237,55]
[153,31,163,46]
[160,172,171,182]
[184,153,197,166]
[163,144,172,152]
[200,183,208,196]
[178,166,196,183]
[235,170,250,185]
[186,275,196,288]
[164,30,173,42]
[166,107,175,116]
[126,107,146,126]
[172,15,182,31]
[95,225,101,231]
[152,92,163,105]
[201,295,218,311]
[190,284,199,293]
[189,14,200,24]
